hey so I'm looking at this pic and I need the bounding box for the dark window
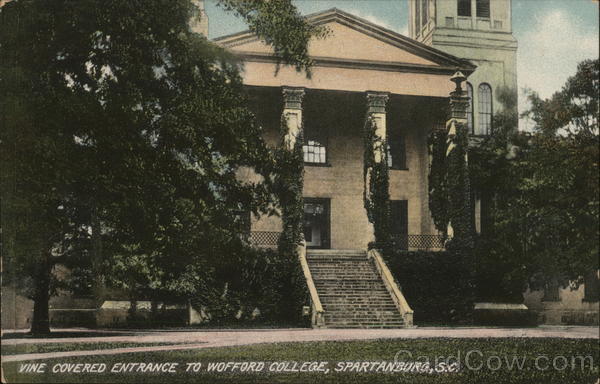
[421,0,428,28]
[303,139,327,164]
[387,134,406,169]
[478,83,492,135]
[476,0,491,18]
[584,271,599,302]
[458,0,471,17]
[466,82,474,133]
[390,200,408,249]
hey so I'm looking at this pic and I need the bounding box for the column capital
[366,91,390,114]
[282,87,305,110]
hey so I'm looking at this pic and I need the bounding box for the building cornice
[235,51,473,76]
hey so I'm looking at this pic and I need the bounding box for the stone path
[2,326,598,363]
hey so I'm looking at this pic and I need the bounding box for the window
[466,82,474,133]
[476,0,491,18]
[387,134,406,169]
[421,0,428,29]
[458,0,471,17]
[303,139,327,164]
[477,83,492,135]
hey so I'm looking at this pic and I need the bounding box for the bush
[190,246,310,327]
[382,248,475,325]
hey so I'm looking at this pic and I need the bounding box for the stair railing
[368,248,414,327]
[297,240,325,328]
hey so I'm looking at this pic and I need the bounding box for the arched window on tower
[477,83,492,135]
[466,82,474,134]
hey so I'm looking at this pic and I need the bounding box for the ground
[1,327,598,383]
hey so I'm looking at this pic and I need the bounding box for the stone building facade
[216,8,476,251]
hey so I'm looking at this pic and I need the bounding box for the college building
[2,0,597,330]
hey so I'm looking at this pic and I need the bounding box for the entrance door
[303,198,330,249]
[390,200,408,249]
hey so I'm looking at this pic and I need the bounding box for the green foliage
[445,121,474,250]
[427,127,449,235]
[363,116,391,245]
[469,60,599,301]
[217,0,329,77]
[0,0,317,333]
[383,248,475,324]
[272,114,309,324]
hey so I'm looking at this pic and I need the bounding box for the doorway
[303,198,330,249]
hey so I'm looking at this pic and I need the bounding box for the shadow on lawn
[1,331,138,340]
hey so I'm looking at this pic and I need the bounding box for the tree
[469,60,599,301]
[521,59,599,285]
[1,0,321,335]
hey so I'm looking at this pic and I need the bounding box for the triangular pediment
[215,8,474,72]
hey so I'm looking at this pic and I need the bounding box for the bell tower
[190,0,209,37]
[409,0,517,135]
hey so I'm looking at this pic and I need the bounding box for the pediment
[215,8,474,72]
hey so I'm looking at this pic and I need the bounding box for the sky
[205,0,599,127]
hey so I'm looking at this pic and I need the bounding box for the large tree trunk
[91,205,105,306]
[30,253,51,336]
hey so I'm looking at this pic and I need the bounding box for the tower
[190,0,209,37]
[409,0,517,135]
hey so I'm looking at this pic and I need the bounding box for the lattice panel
[390,234,447,250]
[249,231,281,248]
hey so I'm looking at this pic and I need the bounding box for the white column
[282,87,305,151]
[366,92,389,163]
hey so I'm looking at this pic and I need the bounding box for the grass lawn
[2,338,598,384]
[0,342,199,356]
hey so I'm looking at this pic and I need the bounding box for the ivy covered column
[445,72,474,249]
[275,87,308,323]
[277,87,306,251]
[364,92,391,247]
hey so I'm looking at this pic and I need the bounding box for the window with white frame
[477,83,492,135]
[303,139,327,164]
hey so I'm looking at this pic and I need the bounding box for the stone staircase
[306,249,405,328]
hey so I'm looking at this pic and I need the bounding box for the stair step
[305,248,408,329]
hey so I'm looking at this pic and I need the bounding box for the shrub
[382,248,475,325]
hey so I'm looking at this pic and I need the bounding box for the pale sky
[205,0,599,128]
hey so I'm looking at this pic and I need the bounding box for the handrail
[297,240,325,328]
[368,248,414,327]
